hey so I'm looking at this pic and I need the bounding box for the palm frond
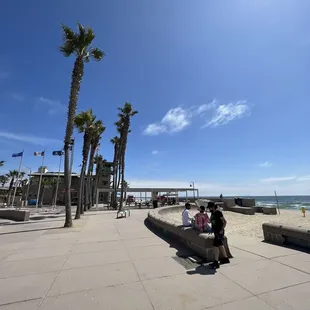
[60,41,75,57]
[84,27,95,46]
[90,47,104,61]
[74,109,96,133]
[61,24,76,42]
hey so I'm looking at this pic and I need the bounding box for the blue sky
[0,0,310,195]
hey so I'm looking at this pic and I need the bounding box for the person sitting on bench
[194,205,211,232]
[182,202,192,227]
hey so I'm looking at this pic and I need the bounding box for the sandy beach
[168,209,310,239]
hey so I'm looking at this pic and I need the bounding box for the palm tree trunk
[86,146,96,209]
[119,153,125,212]
[40,186,46,206]
[7,177,14,206]
[75,161,86,219]
[64,56,84,228]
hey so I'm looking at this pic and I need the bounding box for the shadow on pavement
[187,265,216,276]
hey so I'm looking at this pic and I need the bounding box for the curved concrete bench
[226,206,255,215]
[263,223,310,250]
[148,206,232,262]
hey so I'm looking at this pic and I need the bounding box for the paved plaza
[0,209,309,309]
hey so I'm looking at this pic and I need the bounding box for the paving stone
[42,282,153,310]
[48,261,139,296]
[259,281,310,310]
[220,259,310,295]
[143,272,251,310]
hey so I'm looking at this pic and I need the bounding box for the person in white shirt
[182,202,192,226]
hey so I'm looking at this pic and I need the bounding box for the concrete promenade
[0,209,309,309]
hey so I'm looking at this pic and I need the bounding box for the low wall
[226,206,255,215]
[148,206,232,262]
[0,209,30,221]
[263,223,310,250]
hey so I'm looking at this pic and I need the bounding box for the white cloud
[36,97,66,115]
[127,177,309,196]
[204,101,250,128]
[143,100,251,135]
[152,150,159,155]
[0,71,9,79]
[195,100,217,115]
[259,161,272,168]
[0,131,62,146]
[143,107,190,135]
[296,175,310,182]
[260,176,296,183]
[144,123,166,136]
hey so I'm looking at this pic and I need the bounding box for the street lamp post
[190,182,195,202]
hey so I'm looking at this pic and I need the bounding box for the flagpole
[53,154,63,208]
[11,151,24,208]
[36,151,45,209]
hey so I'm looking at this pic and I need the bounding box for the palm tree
[86,120,105,209]
[60,22,104,227]
[93,154,105,206]
[39,178,56,206]
[116,103,138,212]
[6,170,19,205]
[0,161,4,167]
[110,136,119,208]
[0,175,8,187]
[74,109,96,219]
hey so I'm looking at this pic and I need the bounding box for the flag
[34,151,45,156]
[12,151,23,158]
[53,151,64,156]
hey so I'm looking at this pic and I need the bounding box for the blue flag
[12,151,23,158]
[53,151,64,156]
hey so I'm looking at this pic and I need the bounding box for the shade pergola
[95,187,199,207]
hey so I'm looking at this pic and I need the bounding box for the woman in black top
[207,201,230,269]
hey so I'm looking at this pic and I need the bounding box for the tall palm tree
[86,120,105,209]
[74,109,96,219]
[0,161,4,167]
[60,22,104,227]
[117,102,138,212]
[110,136,120,208]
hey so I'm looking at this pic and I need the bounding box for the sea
[252,196,310,211]
[199,196,310,210]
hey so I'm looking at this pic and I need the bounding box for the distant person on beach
[182,202,192,226]
[207,201,230,269]
[194,205,211,232]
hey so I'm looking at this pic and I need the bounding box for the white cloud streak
[204,101,250,128]
[296,175,310,182]
[36,97,66,115]
[143,100,251,135]
[128,176,310,196]
[152,150,159,155]
[259,161,272,168]
[0,131,62,146]
[260,176,296,183]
